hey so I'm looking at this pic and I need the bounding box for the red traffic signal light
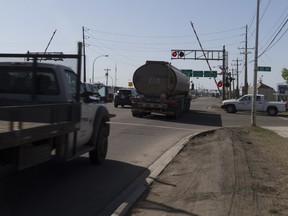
[172,51,177,57]
[217,81,223,87]
[171,50,185,58]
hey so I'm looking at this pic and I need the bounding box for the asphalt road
[0,97,287,216]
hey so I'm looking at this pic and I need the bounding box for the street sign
[193,71,203,77]
[181,70,217,78]
[258,66,271,72]
[181,69,193,77]
[204,71,217,77]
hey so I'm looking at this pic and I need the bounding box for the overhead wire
[258,17,288,57]
[88,26,244,39]
[86,26,247,71]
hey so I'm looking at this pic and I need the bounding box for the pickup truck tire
[226,104,236,113]
[89,123,109,165]
[89,106,110,165]
[267,107,278,116]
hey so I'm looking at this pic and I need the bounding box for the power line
[258,17,288,57]
[261,5,288,51]
[87,26,244,39]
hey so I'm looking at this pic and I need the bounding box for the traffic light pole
[171,22,229,100]
[171,47,228,99]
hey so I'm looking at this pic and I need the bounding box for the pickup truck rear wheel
[226,104,236,113]
[89,123,109,165]
[267,107,278,116]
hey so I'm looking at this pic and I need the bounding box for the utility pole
[82,26,87,82]
[251,0,260,126]
[115,64,117,87]
[232,58,242,98]
[222,46,226,100]
[104,68,111,86]
[239,25,253,95]
[244,25,248,95]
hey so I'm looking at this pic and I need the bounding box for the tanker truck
[131,61,191,118]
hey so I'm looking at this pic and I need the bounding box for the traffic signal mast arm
[171,49,223,61]
[171,22,228,99]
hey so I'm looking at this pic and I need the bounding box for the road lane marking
[278,117,288,121]
[109,121,205,132]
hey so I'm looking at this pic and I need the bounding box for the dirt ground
[129,126,288,216]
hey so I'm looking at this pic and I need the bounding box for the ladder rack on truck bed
[0,42,85,169]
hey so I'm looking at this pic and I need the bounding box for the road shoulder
[129,126,288,216]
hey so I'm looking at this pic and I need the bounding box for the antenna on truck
[39,29,57,62]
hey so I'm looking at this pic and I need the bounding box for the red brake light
[166,99,177,105]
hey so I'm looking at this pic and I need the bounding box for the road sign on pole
[181,69,193,77]
[193,71,203,77]
[204,71,218,77]
[181,69,218,78]
[257,66,271,72]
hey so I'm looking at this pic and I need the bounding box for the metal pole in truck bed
[75,42,82,103]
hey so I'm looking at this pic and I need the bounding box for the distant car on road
[114,88,138,108]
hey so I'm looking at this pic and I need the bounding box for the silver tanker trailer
[131,61,191,118]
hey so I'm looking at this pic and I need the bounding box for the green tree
[282,67,288,84]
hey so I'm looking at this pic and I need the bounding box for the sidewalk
[263,126,288,138]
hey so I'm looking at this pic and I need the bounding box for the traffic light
[171,50,185,58]
[217,81,223,87]
[179,51,185,57]
[172,51,177,58]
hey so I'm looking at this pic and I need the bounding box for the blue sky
[1,0,288,90]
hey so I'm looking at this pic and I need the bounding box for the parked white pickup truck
[221,94,288,116]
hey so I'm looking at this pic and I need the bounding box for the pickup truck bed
[0,103,80,149]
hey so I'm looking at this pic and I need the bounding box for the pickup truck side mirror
[81,91,100,103]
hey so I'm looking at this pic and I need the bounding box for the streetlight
[92,55,109,83]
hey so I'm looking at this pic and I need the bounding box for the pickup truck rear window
[0,66,59,95]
